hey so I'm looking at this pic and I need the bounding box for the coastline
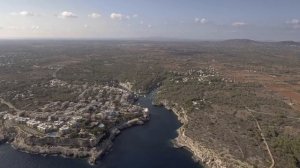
[0,85,150,166]
[1,115,149,165]
[0,135,6,145]
[156,99,253,168]
[1,90,251,167]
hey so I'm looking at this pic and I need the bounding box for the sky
[0,0,300,41]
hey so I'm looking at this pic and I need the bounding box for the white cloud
[195,17,207,24]
[110,12,133,21]
[132,14,138,18]
[200,18,207,24]
[232,22,247,27]
[287,19,299,24]
[110,13,123,20]
[84,24,89,28]
[20,11,34,16]
[58,11,77,19]
[125,15,131,20]
[88,13,101,19]
[148,24,152,28]
[286,19,300,29]
[10,11,34,16]
[31,25,40,30]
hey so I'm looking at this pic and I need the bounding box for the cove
[0,91,202,168]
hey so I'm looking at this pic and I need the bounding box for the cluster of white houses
[0,85,146,140]
[171,68,221,84]
[2,113,87,135]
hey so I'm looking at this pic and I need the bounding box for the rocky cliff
[9,127,111,165]
[0,134,6,144]
[1,114,149,165]
[157,99,253,168]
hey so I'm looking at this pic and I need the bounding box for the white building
[15,117,30,124]
[0,111,7,117]
[37,123,54,133]
[3,114,15,120]
[98,123,105,128]
[59,125,70,134]
[26,120,41,128]
[54,120,64,127]
[143,108,149,113]
[67,120,78,127]
[72,116,83,121]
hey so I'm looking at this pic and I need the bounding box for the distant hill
[277,41,300,46]
[222,39,258,44]
[212,39,300,48]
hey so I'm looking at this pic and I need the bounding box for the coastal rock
[1,113,150,165]
[158,99,252,168]
[0,134,6,144]
[10,130,114,165]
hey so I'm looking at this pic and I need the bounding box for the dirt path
[246,107,275,168]
[52,67,62,79]
[0,98,21,112]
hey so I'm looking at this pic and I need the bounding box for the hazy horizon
[1,0,300,41]
[0,37,299,43]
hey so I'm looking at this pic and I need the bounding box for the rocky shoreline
[0,135,6,145]
[156,99,252,168]
[0,115,149,165]
[10,130,112,165]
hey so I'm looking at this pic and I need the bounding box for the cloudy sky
[0,0,300,41]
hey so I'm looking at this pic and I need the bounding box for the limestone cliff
[157,99,253,168]
[0,115,149,165]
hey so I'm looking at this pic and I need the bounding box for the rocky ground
[155,68,300,168]
[158,99,252,168]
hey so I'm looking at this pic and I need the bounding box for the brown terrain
[0,40,300,168]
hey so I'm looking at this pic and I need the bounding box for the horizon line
[0,37,299,43]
